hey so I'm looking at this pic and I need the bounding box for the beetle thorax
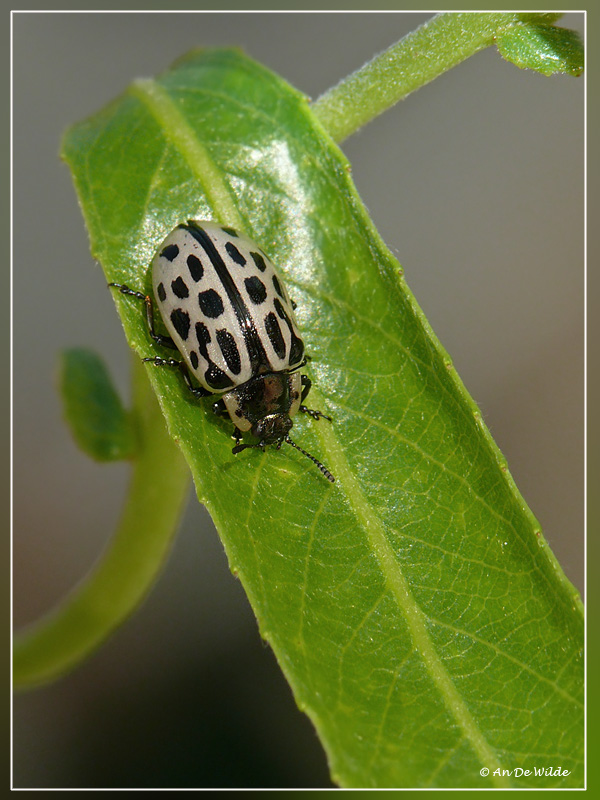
[222,371,302,433]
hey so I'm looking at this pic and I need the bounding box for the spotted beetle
[110,220,335,482]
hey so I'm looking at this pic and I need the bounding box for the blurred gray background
[13,12,584,789]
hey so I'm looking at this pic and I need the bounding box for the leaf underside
[62,48,583,788]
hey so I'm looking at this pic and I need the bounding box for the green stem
[13,358,190,689]
[312,12,563,143]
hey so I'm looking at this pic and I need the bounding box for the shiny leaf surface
[62,48,583,788]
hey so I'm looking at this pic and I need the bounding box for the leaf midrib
[314,409,509,786]
[130,79,243,230]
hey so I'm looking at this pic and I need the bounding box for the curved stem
[312,12,563,143]
[13,358,190,689]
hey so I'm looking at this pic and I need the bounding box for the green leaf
[497,22,584,76]
[61,48,583,788]
[59,347,137,461]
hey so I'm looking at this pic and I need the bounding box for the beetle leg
[212,399,230,417]
[108,283,177,349]
[232,439,265,455]
[298,375,331,421]
[300,374,312,403]
[299,405,332,422]
[142,356,211,399]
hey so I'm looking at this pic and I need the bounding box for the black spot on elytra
[157,282,167,302]
[205,364,233,390]
[161,244,179,261]
[221,227,238,237]
[250,252,267,272]
[170,308,190,341]
[272,275,284,298]
[195,322,211,360]
[244,276,267,305]
[198,289,224,318]
[171,276,189,299]
[289,336,304,366]
[216,329,242,375]
[225,241,246,266]
[190,351,199,370]
[265,312,286,359]
[187,254,203,282]
[274,298,287,320]
[274,298,304,365]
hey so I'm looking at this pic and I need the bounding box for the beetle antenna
[232,438,335,483]
[285,436,335,483]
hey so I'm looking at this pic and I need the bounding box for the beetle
[110,220,335,482]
